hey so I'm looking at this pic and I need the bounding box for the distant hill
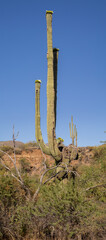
[0,141,24,148]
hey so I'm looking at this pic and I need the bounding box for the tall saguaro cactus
[35,11,61,162]
[46,11,56,157]
[46,11,61,160]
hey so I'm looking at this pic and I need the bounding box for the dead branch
[32,165,65,200]
[86,184,106,191]
[3,227,15,240]
[0,126,31,199]
[0,149,22,182]
[33,164,79,201]
[0,158,24,186]
[0,157,31,198]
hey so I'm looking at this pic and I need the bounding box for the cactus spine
[35,11,61,162]
[69,116,77,146]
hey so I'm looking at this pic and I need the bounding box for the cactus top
[57,137,64,143]
[35,80,41,84]
[46,10,53,14]
[53,48,59,52]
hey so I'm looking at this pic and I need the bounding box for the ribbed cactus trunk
[35,80,50,155]
[46,11,61,161]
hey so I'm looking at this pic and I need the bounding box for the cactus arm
[35,80,50,155]
[71,116,74,145]
[71,116,73,139]
[53,48,59,127]
[46,11,61,161]
[76,128,77,147]
[72,137,74,146]
[74,125,76,137]
[74,125,77,147]
[69,122,71,137]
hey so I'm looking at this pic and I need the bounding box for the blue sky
[0,0,106,147]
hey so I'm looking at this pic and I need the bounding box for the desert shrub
[19,158,31,173]
[92,145,106,159]
[33,179,82,238]
[0,152,4,158]
[10,203,35,238]
[0,170,25,208]
[0,145,106,240]
[15,148,22,154]
[22,174,39,196]
[82,165,106,202]
[24,141,39,149]
[0,145,13,154]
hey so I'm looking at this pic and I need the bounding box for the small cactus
[100,131,106,144]
[69,116,77,147]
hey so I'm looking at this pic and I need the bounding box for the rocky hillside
[0,141,97,175]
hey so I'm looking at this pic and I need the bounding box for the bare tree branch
[3,227,15,240]
[0,126,31,199]
[0,149,22,182]
[0,157,31,199]
[0,158,24,186]
[86,184,106,191]
[33,164,79,200]
[12,125,19,164]
[33,165,64,200]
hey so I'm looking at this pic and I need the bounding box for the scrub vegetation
[0,144,106,240]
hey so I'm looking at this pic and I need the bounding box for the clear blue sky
[0,0,106,147]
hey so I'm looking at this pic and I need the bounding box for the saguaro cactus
[46,11,61,160]
[69,116,77,146]
[35,80,50,155]
[35,11,61,162]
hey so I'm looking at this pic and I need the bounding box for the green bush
[33,180,81,238]
[19,158,31,173]
[0,145,106,239]
[0,145,13,154]
[0,170,25,207]
[24,141,39,149]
